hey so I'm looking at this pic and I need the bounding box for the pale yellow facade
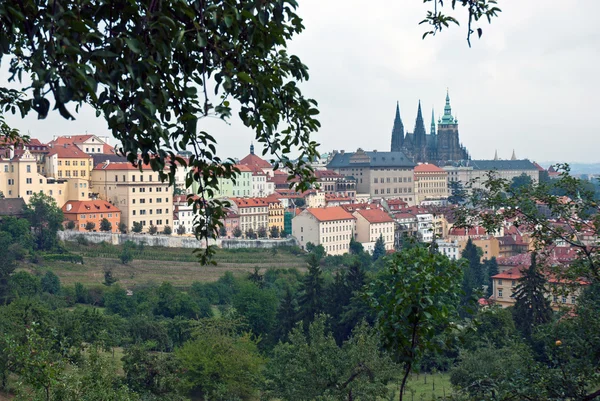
[267,199,285,235]
[414,167,449,204]
[91,162,172,233]
[353,212,395,251]
[292,208,355,255]
[492,276,583,311]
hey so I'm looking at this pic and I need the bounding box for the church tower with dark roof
[390,102,404,152]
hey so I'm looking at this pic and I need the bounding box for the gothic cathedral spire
[390,101,405,152]
[430,108,436,136]
[413,100,426,149]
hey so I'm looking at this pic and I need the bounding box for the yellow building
[91,161,172,233]
[227,197,269,235]
[46,145,94,181]
[292,207,355,255]
[414,163,449,205]
[0,149,88,204]
[458,236,500,262]
[265,195,284,236]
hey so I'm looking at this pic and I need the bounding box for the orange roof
[93,161,154,170]
[47,145,91,159]
[229,197,269,207]
[102,143,115,154]
[355,208,393,224]
[233,164,253,172]
[306,207,355,222]
[62,200,120,214]
[414,163,446,173]
[239,153,272,169]
[49,135,94,146]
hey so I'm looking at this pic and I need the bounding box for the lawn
[21,243,308,288]
[387,373,452,401]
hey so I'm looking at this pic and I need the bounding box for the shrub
[131,222,143,233]
[65,220,76,230]
[118,222,127,233]
[162,225,172,235]
[99,218,112,232]
[85,221,96,231]
[76,235,89,246]
[148,224,158,235]
[74,282,90,304]
[176,224,186,235]
[41,271,61,294]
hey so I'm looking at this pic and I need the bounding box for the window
[133,210,136,215]
[26,178,32,184]
[511,280,516,286]
[115,175,118,182]
[139,199,145,204]
[58,161,62,166]
[561,296,567,304]
[26,165,31,173]
[132,199,136,204]
[132,188,135,193]
[26,190,33,195]
[123,175,126,181]
[498,289,503,298]
[498,279,503,285]
[81,170,86,177]
[132,176,135,182]
[7,179,14,185]
[3,166,7,172]
[73,161,78,166]
[374,178,378,183]
[140,175,143,182]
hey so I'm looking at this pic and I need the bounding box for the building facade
[414,163,449,204]
[353,208,395,252]
[228,197,269,235]
[62,200,121,232]
[327,149,416,204]
[292,207,355,255]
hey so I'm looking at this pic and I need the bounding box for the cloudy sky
[3,0,599,163]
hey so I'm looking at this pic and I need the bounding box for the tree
[118,222,127,234]
[297,253,324,327]
[176,325,265,401]
[372,234,386,261]
[119,243,134,265]
[99,218,112,232]
[65,220,76,230]
[23,193,64,251]
[148,224,158,235]
[448,180,467,204]
[232,281,278,341]
[218,225,227,237]
[274,288,298,343]
[257,225,267,239]
[267,316,396,401]
[103,269,118,287]
[176,224,186,235]
[269,225,280,238]
[245,228,257,239]
[233,226,243,238]
[8,271,41,299]
[485,257,499,297]
[460,238,486,309]
[131,222,143,233]
[84,221,96,232]
[162,225,173,235]
[366,246,463,401]
[349,237,364,255]
[510,173,534,192]
[0,232,17,303]
[40,271,61,295]
[512,253,553,339]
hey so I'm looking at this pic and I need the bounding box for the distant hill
[539,162,600,176]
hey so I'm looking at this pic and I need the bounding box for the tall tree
[23,193,64,251]
[297,253,324,327]
[485,257,499,297]
[274,288,298,343]
[448,180,467,204]
[366,246,463,401]
[372,234,386,261]
[460,238,486,310]
[512,253,553,338]
[99,218,112,232]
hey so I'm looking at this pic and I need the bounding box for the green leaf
[237,72,254,84]
[125,38,143,54]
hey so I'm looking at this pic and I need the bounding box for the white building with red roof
[414,163,448,205]
[227,197,269,236]
[353,208,395,252]
[48,134,114,155]
[292,207,356,255]
[238,144,273,176]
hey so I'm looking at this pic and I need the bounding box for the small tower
[494,149,498,160]
[430,108,436,136]
[511,149,517,160]
[390,102,405,152]
[250,142,255,155]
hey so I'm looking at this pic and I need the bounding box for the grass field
[387,373,452,401]
[21,243,308,288]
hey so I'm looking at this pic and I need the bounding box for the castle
[391,91,470,164]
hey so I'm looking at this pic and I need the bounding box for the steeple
[511,149,516,160]
[390,101,405,152]
[430,108,436,136]
[413,100,427,149]
[494,149,498,160]
[250,142,254,155]
[440,88,456,125]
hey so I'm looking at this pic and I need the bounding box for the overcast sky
[2,0,599,164]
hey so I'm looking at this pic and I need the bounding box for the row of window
[58,160,90,166]
[132,219,169,226]
[117,174,156,182]
[132,209,169,216]
[374,188,412,195]
[132,198,168,204]
[322,234,351,243]
[58,170,86,177]
[374,177,412,184]
[131,187,167,193]
[80,213,115,219]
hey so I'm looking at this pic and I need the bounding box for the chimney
[340,150,345,154]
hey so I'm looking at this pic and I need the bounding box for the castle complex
[391,91,469,164]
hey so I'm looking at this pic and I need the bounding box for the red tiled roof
[102,144,115,154]
[325,194,351,202]
[306,207,355,222]
[239,153,272,169]
[48,145,91,159]
[315,169,343,179]
[355,208,393,224]
[414,163,446,173]
[93,161,157,170]
[448,226,488,236]
[229,197,269,207]
[62,200,120,214]
[233,164,253,173]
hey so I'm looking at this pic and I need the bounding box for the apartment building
[228,197,269,235]
[436,239,461,260]
[0,138,49,174]
[172,195,194,234]
[238,144,274,177]
[48,134,113,155]
[414,163,448,204]
[444,159,539,191]
[292,207,355,255]
[91,161,172,233]
[353,208,395,252]
[264,195,284,235]
[0,149,83,204]
[62,200,121,232]
[46,145,94,182]
[191,164,253,198]
[327,148,416,204]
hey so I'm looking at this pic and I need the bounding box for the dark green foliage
[372,234,386,261]
[104,285,135,317]
[74,283,90,304]
[367,246,463,400]
[154,282,199,319]
[118,222,127,234]
[162,225,173,235]
[65,220,76,230]
[460,238,486,315]
[274,288,298,343]
[76,235,89,245]
[349,237,364,255]
[119,241,134,265]
[257,225,267,238]
[233,226,242,238]
[41,271,61,295]
[131,222,143,233]
[510,173,534,192]
[269,225,280,238]
[85,221,96,232]
[448,180,467,204]
[306,242,325,260]
[8,271,41,299]
[232,281,278,343]
[23,193,64,251]
[148,224,158,235]
[245,228,257,239]
[218,225,227,237]
[512,253,553,338]
[297,253,324,327]
[99,218,112,232]
[103,268,118,287]
[485,257,499,297]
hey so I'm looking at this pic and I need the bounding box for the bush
[162,225,172,235]
[76,235,90,246]
[99,218,112,232]
[8,242,28,260]
[118,222,127,233]
[42,254,84,264]
[41,270,61,294]
[8,271,41,298]
[85,221,96,231]
[148,224,158,235]
[74,282,90,304]
[131,222,143,233]
[65,220,76,230]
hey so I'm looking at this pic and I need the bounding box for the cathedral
[390,91,470,164]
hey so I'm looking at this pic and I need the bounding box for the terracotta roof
[50,135,94,145]
[238,153,272,169]
[341,202,380,212]
[102,144,115,154]
[0,198,26,217]
[325,194,352,202]
[306,207,355,222]
[394,212,417,220]
[355,208,393,224]
[448,226,488,236]
[93,161,153,170]
[233,164,253,173]
[229,197,269,207]
[275,189,315,198]
[48,145,91,159]
[315,169,343,179]
[62,200,120,214]
[414,163,446,173]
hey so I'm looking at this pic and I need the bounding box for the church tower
[436,89,469,162]
[390,102,404,152]
[412,101,427,158]
[430,108,436,136]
